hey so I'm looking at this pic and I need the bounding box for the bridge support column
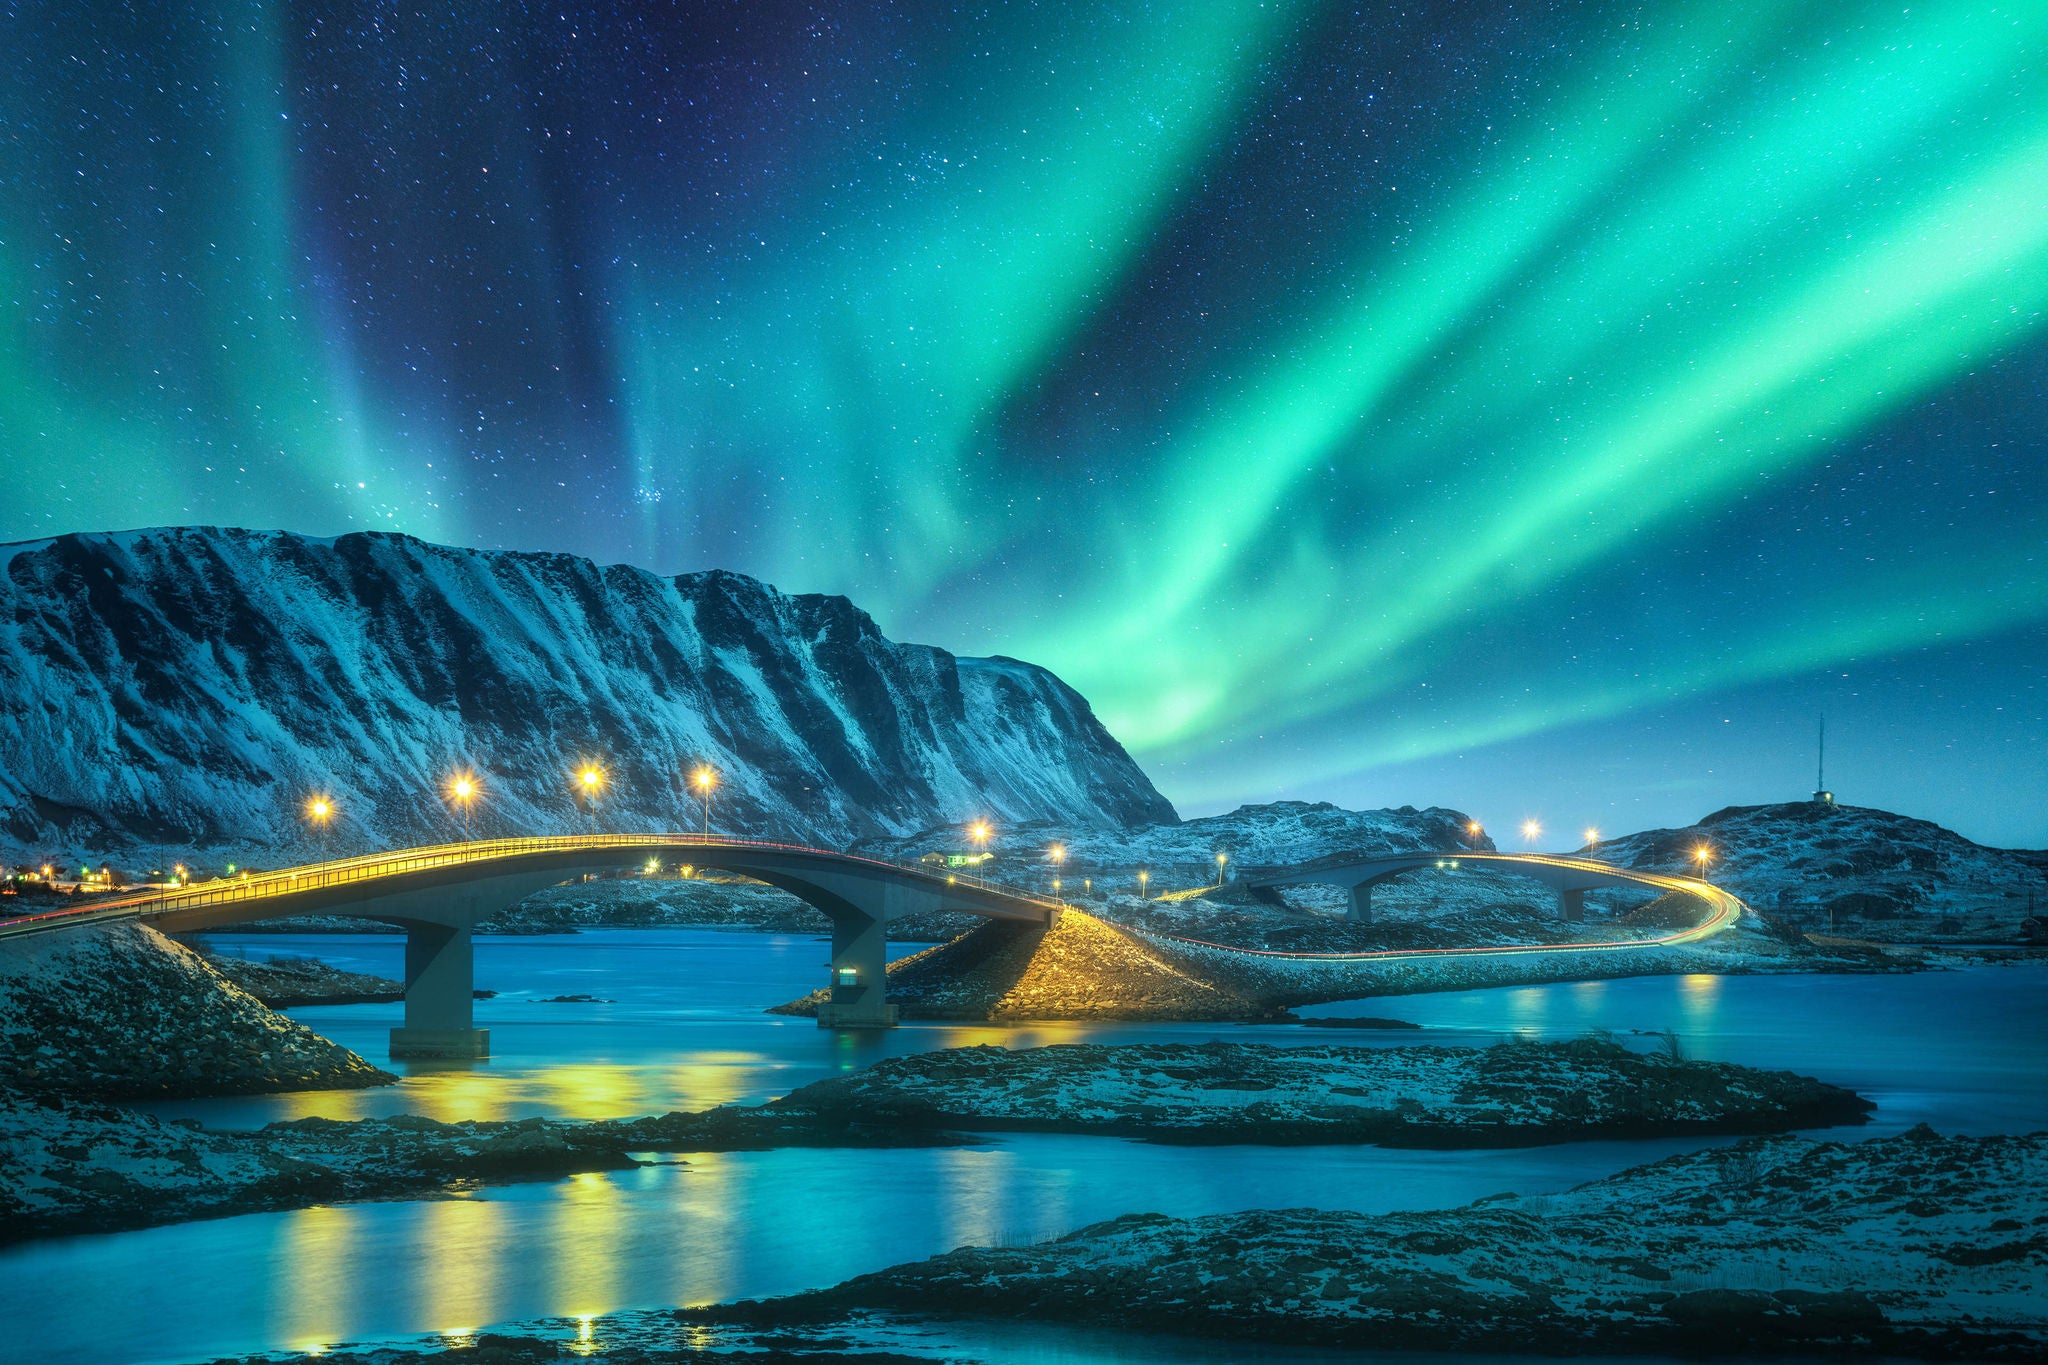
[390,923,490,1059]
[818,913,896,1028]
[1559,887,1586,922]
[1346,882,1374,924]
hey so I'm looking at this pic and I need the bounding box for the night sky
[4,1,2044,846]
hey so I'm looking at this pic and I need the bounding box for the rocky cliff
[0,527,1174,866]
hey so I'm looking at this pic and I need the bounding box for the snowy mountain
[1590,801,2048,937]
[0,527,1175,865]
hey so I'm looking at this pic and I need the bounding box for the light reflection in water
[550,1171,623,1318]
[278,1204,352,1352]
[1503,985,1550,1036]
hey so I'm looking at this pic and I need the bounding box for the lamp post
[1583,827,1599,854]
[306,796,333,862]
[449,773,478,841]
[693,766,718,838]
[1048,843,1066,895]
[1215,851,1228,886]
[576,765,603,834]
[970,820,991,859]
[1522,819,1541,851]
[1137,868,1149,901]
[1694,844,1714,881]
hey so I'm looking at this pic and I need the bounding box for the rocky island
[696,1126,2048,1360]
[2,1037,1872,1242]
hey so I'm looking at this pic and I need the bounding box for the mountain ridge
[0,526,1175,864]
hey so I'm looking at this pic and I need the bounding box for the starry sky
[4,1,2045,846]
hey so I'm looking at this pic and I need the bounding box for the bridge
[0,835,1061,1056]
[1241,850,1697,925]
[0,839,1740,1058]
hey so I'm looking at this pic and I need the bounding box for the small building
[919,850,995,869]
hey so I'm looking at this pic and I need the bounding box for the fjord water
[6,930,2044,1365]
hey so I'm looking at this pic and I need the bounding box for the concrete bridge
[1241,851,1673,925]
[0,835,1059,1057]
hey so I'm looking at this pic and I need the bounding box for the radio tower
[1812,715,1834,805]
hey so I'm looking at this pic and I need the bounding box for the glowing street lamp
[574,764,604,832]
[448,773,479,841]
[1694,844,1715,878]
[1584,827,1600,851]
[970,820,992,855]
[1137,868,1150,900]
[692,766,719,837]
[1522,819,1541,850]
[306,795,334,862]
[1047,843,1067,895]
[1215,851,1229,886]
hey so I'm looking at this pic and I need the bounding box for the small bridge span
[1242,851,1698,925]
[0,835,1059,1056]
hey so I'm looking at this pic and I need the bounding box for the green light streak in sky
[1012,0,2048,765]
[616,0,1308,592]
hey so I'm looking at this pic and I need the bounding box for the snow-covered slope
[0,527,1174,865]
[1593,802,2048,937]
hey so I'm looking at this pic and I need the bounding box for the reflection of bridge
[0,840,1742,1057]
[1243,851,1721,926]
[0,835,1061,1055]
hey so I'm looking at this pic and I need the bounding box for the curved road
[1145,853,1743,962]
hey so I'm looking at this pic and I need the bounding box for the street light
[1694,844,1714,878]
[448,773,479,841]
[1048,843,1067,895]
[1137,868,1149,900]
[692,766,719,837]
[306,795,333,862]
[1215,851,1228,886]
[1584,827,1599,851]
[575,765,604,833]
[1522,819,1541,849]
[970,820,992,856]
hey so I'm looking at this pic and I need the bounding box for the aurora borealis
[4,1,2045,842]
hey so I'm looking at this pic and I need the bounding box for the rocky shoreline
[3,1037,1874,1243]
[0,922,393,1099]
[756,1037,1875,1146]
[694,1126,2048,1360]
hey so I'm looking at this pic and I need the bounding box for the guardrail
[0,833,1065,938]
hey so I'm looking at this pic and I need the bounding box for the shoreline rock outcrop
[0,922,393,1098]
[696,1127,2048,1360]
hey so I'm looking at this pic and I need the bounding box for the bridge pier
[390,922,490,1059]
[1346,882,1374,924]
[1559,887,1586,922]
[818,912,897,1028]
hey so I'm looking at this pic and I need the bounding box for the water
[5,930,2043,1365]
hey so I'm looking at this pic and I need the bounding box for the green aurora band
[2,0,2044,816]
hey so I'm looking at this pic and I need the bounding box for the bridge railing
[0,833,1064,935]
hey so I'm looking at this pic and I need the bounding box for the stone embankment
[699,1126,2048,1360]
[774,909,1287,1021]
[0,922,393,1098]
[771,905,1905,1024]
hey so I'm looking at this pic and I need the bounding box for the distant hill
[853,800,1487,883]
[1590,802,2048,939]
[0,527,1175,865]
